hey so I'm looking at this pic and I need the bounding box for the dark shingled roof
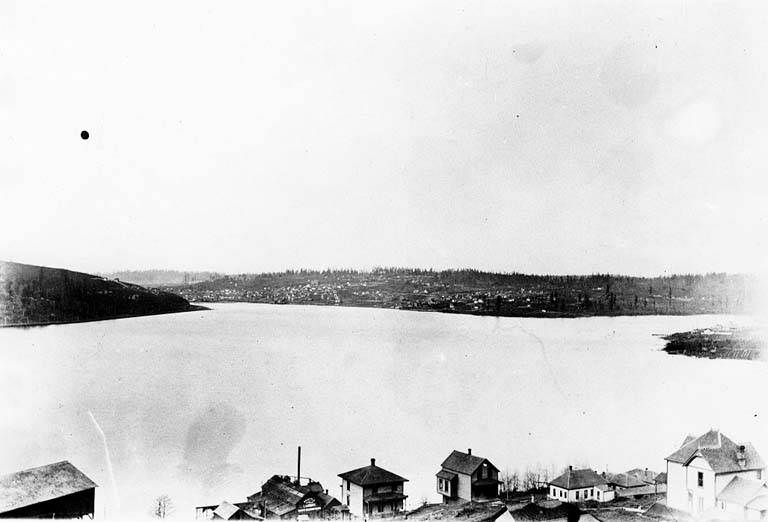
[436,470,458,481]
[654,472,667,484]
[441,450,498,475]
[0,461,97,514]
[665,429,765,473]
[338,462,408,486]
[549,468,607,490]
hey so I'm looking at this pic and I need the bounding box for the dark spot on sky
[180,402,246,487]
[80,130,89,140]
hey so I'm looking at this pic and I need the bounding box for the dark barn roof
[441,450,498,475]
[549,468,606,490]
[338,459,408,486]
[665,429,765,473]
[0,461,97,514]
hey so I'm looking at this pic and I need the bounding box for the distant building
[605,472,648,491]
[547,467,613,503]
[247,475,344,520]
[213,501,258,520]
[338,458,407,518]
[665,429,765,516]
[197,476,344,520]
[625,468,658,485]
[0,460,97,519]
[436,449,500,504]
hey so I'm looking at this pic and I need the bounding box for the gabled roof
[665,430,765,473]
[259,475,309,516]
[717,476,768,508]
[436,470,458,481]
[654,472,667,484]
[549,468,606,490]
[338,461,407,486]
[214,501,242,520]
[0,461,97,514]
[441,450,498,475]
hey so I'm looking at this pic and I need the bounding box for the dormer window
[697,472,704,488]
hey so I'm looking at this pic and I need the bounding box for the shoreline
[0,304,210,329]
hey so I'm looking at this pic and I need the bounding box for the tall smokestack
[297,446,301,484]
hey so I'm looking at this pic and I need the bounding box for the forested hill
[171,268,755,317]
[101,269,223,287]
[0,261,199,327]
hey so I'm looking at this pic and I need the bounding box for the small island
[662,327,765,360]
[0,261,204,327]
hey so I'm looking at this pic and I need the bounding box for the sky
[2,1,768,276]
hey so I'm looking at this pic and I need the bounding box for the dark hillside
[172,268,754,317]
[0,261,200,327]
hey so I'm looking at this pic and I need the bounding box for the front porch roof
[363,492,407,503]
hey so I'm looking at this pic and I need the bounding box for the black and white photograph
[1,1,767,521]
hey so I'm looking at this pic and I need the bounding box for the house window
[347,481,350,491]
[590,488,594,497]
[597,491,601,500]
[482,463,488,479]
[378,504,383,513]
[346,495,350,506]
[576,491,580,500]
[697,472,704,488]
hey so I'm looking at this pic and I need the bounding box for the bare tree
[500,469,515,499]
[523,469,538,492]
[152,495,174,519]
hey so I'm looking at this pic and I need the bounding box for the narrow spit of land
[0,261,204,327]
[164,268,754,318]
[662,327,765,360]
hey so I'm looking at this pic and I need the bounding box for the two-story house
[665,429,765,517]
[436,449,500,503]
[338,458,408,519]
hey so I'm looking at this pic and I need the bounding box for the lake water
[0,304,765,519]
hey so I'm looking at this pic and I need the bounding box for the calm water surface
[0,304,764,518]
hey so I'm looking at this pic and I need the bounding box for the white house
[436,449,500,503]
[547,467,614,503]
[665,429,766,517]
[338,458,407,519]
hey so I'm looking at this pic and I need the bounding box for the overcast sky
[2,1,767,276]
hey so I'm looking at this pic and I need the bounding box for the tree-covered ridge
[0,261,198,326]
[172,268,754,317]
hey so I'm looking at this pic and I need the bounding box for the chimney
[468,448,472,455]
[737,445,746,468]
[325,490,328,495]
[569,465,573,471]
[371,458,376,467]
[297,446,301,484]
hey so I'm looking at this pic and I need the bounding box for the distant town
[1,429,764,521]
[126,269,753,319]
